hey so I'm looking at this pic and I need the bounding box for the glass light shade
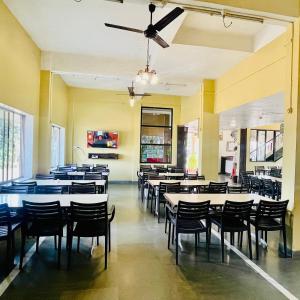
[150,72,158,85]
[129,97,135,107]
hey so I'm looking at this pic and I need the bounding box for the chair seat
[0,223,21,238]
[250,217,282,230]
[170,216,207,232]
[73,221,107,237]
[212,215,247,232]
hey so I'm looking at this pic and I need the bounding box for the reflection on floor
[0,184,298,299]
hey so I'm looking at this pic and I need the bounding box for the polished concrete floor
[0,184,299,299]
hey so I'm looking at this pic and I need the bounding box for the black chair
[250,200,289,259]
[67,201,109,269]
[211,200,254,262]
[157,182,181,223]
[35,174,55,179]
[168,200,211,265]
[84,175,104,193]
[58,166,73,172]
[20,201,63,269]
[52,172,70,180]
[1,186,29,194]
[227,186,249,194]
[250,177,262,194]
[76,167,90,172]
[208,182,228,194]
[262,179,276,199]
[164,184,182,233]
[240,173,251,192]
[255,166,265,175]
[12,181,37,194]
[69,182,96,194]
[184,174,197,180]
[275,181,282,200]
[197,175,205,180]
[0,204,21,273]
[34,186,63,194]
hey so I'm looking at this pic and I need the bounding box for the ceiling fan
[105,4,184,48]
[117,82,152,98]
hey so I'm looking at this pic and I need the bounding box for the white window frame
[51,124,65,168]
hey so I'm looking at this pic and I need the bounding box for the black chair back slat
[177,200,210,221]
[70,201,107,222]
[69,185,96,194]
[34,186,63,194]
[1,186,29,194]
[84,174,102,180]
[159,182,180,194]
[223,200,254,219]
[256,200,288,220]
[227,186,249,194]
[35,174,55,180]
[208,182,228,194]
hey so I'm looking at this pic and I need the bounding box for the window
[249,129,281,162]
[51,125,65,168]
[140,107,172,164]
[0,107,24,182]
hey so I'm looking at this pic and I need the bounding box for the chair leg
[206,228,210,260]
[239,232,243,248]
[247,228,253,260]
[36,236,39,254]
[12,232,15,260]
[6,235,12,274]
[171,224,175,245]
[109,224,111,252]
[221,230,225,263]
[157,203,160,223]
[97,236,99,246]
[255,228,259,260]
[195,233,198,255]
[19,232,26,270]
[168,222,171,249]
[57,234,62,269]
[265,231,268,244]
[104,234,108,270]
[67,235,73,269]
[77,237,80,253]
[176,232,179,265]
[282,227,287,258]
[54,235,57,250]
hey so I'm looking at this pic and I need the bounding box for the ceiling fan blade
[105,23,144,34]
[152,34,169,48]
[116,93,129,96]
[153,7,184,32]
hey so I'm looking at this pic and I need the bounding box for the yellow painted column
[199,80,219,180]
[281,20,300,253]
[38,70,53,173]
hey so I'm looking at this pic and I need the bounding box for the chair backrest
[255,166,265,171]
[208,182,228,193]
[76,167,90,172]
[82,164,93,168]
[34,186,63,194]
[84,174,102,180]
[0,203,11,230]
[58,166,73,172]
[251,177,261,187]
[1,185,29,194]
[23,200,62,224]
[12,181,37,186]
[197,175,205,180]
[148,175,165,180]
[159,182,180,194]
[173,168,184,173]
[223,200,254,220]
[262,179,274,190]
[72,181,96,186]
[227,186,249,194]
[35,174,55,180]
[185,174,198,180]
[256,200,288,221]
[70,201,108,224]
[96,164,108,168]
[69,185,96,194]
[166,184,181,193]
[177,200,210,222]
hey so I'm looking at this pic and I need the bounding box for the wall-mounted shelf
[88,153,119,160]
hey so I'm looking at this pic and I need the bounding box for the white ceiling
[4,0,288,96]
[219,92,285,129]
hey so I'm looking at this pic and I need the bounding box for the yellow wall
[180,89,201,125]
[38,72,69,173]
[0,1,41,174]
[215,29,289,114]
[199,0,299,17]
[67,88,181,181]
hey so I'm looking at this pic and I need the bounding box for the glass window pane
[266,131,274,159]
[140,145,171,163]
[141,108,172,126]
[51,126,60,168]
[0,109,4,182]
[13,114,22,179]
[141,127,172,145]
[257,131,266,161]
[249,130,257,161]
